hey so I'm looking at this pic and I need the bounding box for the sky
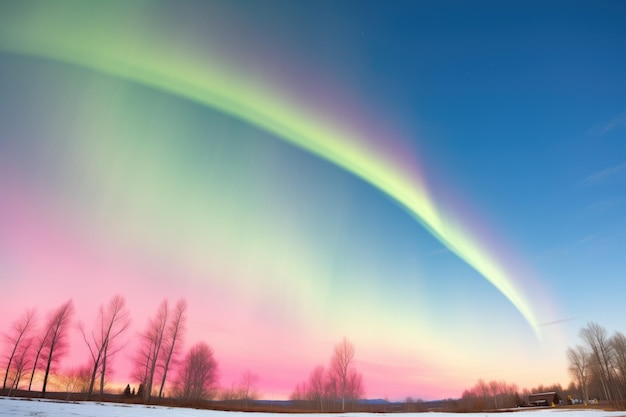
[0,0,625,401]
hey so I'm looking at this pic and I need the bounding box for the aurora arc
[0,10,540,335]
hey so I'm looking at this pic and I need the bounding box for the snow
[1,397,625,417]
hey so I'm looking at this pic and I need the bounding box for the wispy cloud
[589,110,626,136]
[582,163,626,187]
[576,234,596,245]
[602,111,626,134]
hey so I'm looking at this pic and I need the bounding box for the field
[2,397,626,417]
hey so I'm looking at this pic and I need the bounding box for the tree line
[9,296,621,411]
[456,379,575,411]
[456,321,626,412]
[567,321,626,406]
[2,296,222,402]
[1,295,363,407]
[289,337,364,412]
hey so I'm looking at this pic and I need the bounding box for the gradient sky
[1,0,625,401]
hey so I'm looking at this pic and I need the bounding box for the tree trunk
[100,352,107,397]
[41,342,55,397]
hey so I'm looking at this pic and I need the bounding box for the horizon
[2,397,625,416]
[1,0,625,402]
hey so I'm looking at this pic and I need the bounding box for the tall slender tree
[2,308,36,390]
[580,322,616,402]
[331,337,355,411]
[28,323,52,391]
[610,332,626,400]
[292,340,364,412]
[81,294,130,398]
[40,300,74,397]
[308,365,326,411]
[8,333,34,392]
[158,299,187,398]
[135,299,169,402]
[567,345,590,401]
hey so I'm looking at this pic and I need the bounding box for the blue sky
[252,0,626,321]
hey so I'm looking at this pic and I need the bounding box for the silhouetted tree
[158,299,187,398]
[175,342,218,401]
[2,308,36,390]
[28,318,52,391]
[7,333,34,392]
[81,294,130,398]
[40,300,74,397]
[135,299,169,402]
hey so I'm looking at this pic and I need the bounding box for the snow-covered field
[1,397,626,417]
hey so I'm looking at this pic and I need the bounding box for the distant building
[528,392,560,407]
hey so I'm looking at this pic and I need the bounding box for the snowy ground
[1,397,626,417]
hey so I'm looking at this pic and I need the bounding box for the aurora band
[0,10,541,337]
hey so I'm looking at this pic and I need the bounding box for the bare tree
[580,322,616,402]
[477,378,490,398]
[307,365,326,411]
[461,379,520,411]
[135,299,169,402]
[2,308,36,390]
[40,300,74,397]
[28,324,51,391]
[175,342,218,401]
[81,294,131,398]
[331,337,355,411]
[567,345,590,401]
[610,332,626,399]
[489,380,500,409]
[8,334,34,393]
[290,382,307,401]
[238,369,259,406]
[75,365,93,394]
[57,366,91,400]
[346,368,364,409]
[324,372,339,411]
[219,370,259,404]
[293,339,365,413]
[158,299,187,398]
[218,384,239,402]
